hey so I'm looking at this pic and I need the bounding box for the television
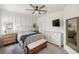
[52,19,60,27]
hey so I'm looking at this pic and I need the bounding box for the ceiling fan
[26,4,47,14]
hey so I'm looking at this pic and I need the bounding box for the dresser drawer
[3,33,16,39]
[3,38,16,42]
[2,33,17,45]
[3,39,16,45]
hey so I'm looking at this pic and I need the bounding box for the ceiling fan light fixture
[26,4,47,14]
[36,11,38,13]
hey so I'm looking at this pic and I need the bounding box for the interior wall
[0,9,36,34]
[0,10,2,37]
[0,13,1,31]
[37,4,79,53]
[37,10,64,46]
[63,4,79,54]
[37,10,64,33]
[0,10,2,46]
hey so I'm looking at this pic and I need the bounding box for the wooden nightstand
[2,33,17,46]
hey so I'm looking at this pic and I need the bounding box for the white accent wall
[0,10,2,37]
[0,9,36,34]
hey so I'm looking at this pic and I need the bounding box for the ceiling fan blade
[32,10,36,14]
[26,9,34,11]
[38,11,41,14]
[39,5,45,9]
[39,10,47,12]
[29,4,35,9]
[39,10,47,14]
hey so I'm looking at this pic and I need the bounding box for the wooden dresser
[2,33,17,45]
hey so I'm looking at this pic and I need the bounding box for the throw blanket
[20,32,40,43]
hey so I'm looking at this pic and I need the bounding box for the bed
[17,31,46,53]
[17,31,35,47]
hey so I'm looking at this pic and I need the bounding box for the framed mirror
[66,17,79,52]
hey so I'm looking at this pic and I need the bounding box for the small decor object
[5,30,7,33]
[33,23,36,28]
[33,23,39,32]
[4,22,13,33]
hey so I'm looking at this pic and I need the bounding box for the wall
[0,9,37,47]
[37,10,64,33]
[37,4,79,53]
[63,5,79,54]
[0,9,36,34]
[0,14,1,30]
[0,10,2,46]
[37,10,64,47]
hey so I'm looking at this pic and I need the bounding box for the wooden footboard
[27,39,47,54]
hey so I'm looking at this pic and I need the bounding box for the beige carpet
[0,43,68,54]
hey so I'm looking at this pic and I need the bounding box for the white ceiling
[0,4,66,17]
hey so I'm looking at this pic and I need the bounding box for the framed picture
[4,22,13,30]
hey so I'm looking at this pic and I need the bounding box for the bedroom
[0,4,79,54]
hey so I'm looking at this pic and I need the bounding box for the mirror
[66,17,78,51]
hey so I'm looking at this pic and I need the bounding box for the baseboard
[48,42,59,47]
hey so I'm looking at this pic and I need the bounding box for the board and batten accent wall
[0,9,36,34]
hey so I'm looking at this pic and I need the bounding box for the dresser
[2,33,17,45]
